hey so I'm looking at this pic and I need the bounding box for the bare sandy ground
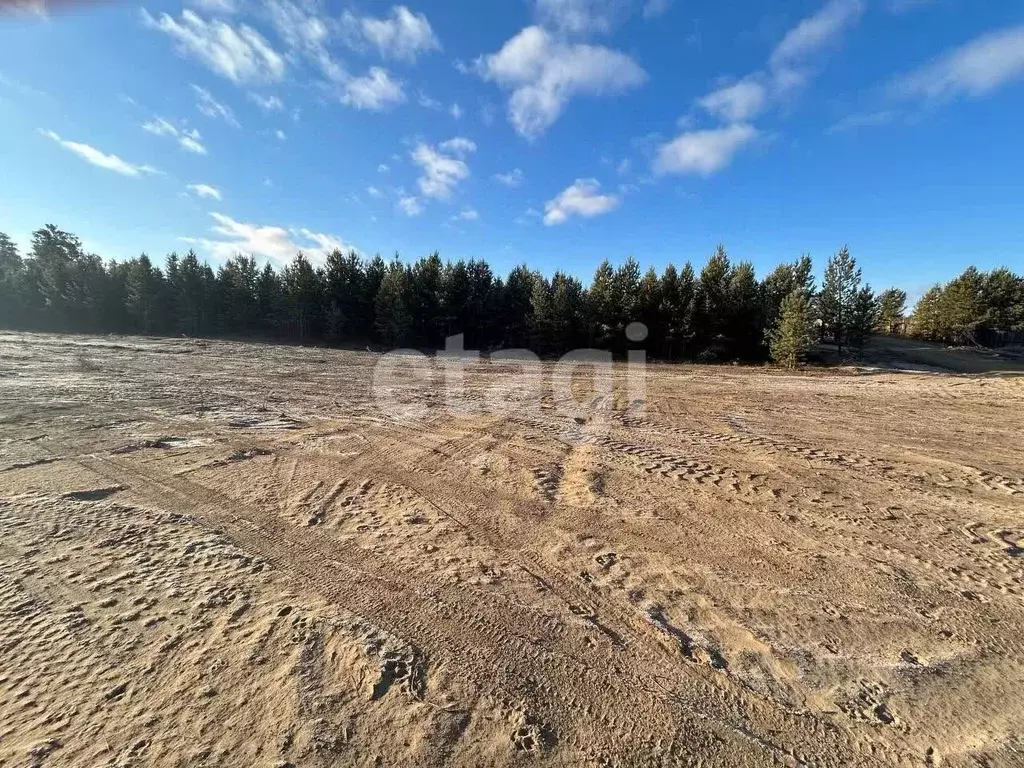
[1,331,1023,767]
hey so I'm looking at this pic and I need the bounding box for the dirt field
[1,331,1023,767]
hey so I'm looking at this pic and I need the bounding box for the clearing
[1,331,1023,767]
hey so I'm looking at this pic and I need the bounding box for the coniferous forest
[1,225,1022,365]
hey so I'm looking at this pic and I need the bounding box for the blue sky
[1,0,1022,301]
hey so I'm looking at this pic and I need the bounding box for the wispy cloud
[142,117,208,154]
[41,130,159,177]
[828,110,900,133]
[340,67,405,110]
[191,84,240,127]
[187,0,238,14]
[249,93,283,111]
[889,25,1024,102]
[265,0,343,81]
[451,207,480,222]
[533,0,628,35]
[642,0,672,19]
[697,78,768,123]
[544,178,620,225]
[654,124,759,176]
[696,0,864,124]
[411,138,475,201]
[342,5,440,63]
[475,26,646,138]
[888,0,939,12]
[183,212,355,265]
[494,168,525,187]
[142,8,286,84]
[187,183,222,200]
[770,0,865,70]
[398,195,423,216]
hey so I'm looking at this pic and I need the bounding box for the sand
[1,331,1022,767]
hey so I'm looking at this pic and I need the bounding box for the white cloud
[692,0,864,131]
[191,84,240,127]
[8,0,48,18]
[452,207,479,221]
[450,102,463,120]
[494,168,525,187]
[265,0,344,81]
[642,0,672,19]
[180,132,207,154]
[142,8,286,84]
[698,77,768,122]
[187,0,238,14]
[654,124,759,176]
[249,92,283,111]
[475,26,646,139]
[142,117,208,154]
[366,185,383,198]
[411,139,475,200]
[184,212,355,266]
[890,25,1024,102]
[275,129,286,140]
[534,0,629,35]
[343,5,440,63]
[378,163,390,173]
[418,91,442,110]
[340,67,405,110]
[438,137,477,155]
[398,195,423,216]
[543,178,620,225]
[770,0,865,70]
[141,117,177,138]
[187,183,222,200]
[41,129,159,177]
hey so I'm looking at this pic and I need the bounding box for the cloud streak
[890,25,1024,102]
[183,212,355,265]
[142,8,286,84]
[41,130,159,177]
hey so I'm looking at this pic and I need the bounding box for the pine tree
[910,285,944,340]
[283,252,322,342]
[255,262,284,335]
[374,260,410,346]
[587,260,615,347]
[847,285,878,355]
[818,246,861,358]
[0,233,23,328]
[875,288,907,333]
[728,261,761,359]
[125,254,165,334]
[769,290,814,368]
[695,245,732,353]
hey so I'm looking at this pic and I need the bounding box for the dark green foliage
[769,290,814,368]
[818,246,863,358]
[847,285,879,354]
[7,222,1015,361]
[910,267,1024,343]
[876,288,907,333]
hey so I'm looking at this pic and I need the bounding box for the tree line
[909,267,1024,346]
[0,224,1019,366]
